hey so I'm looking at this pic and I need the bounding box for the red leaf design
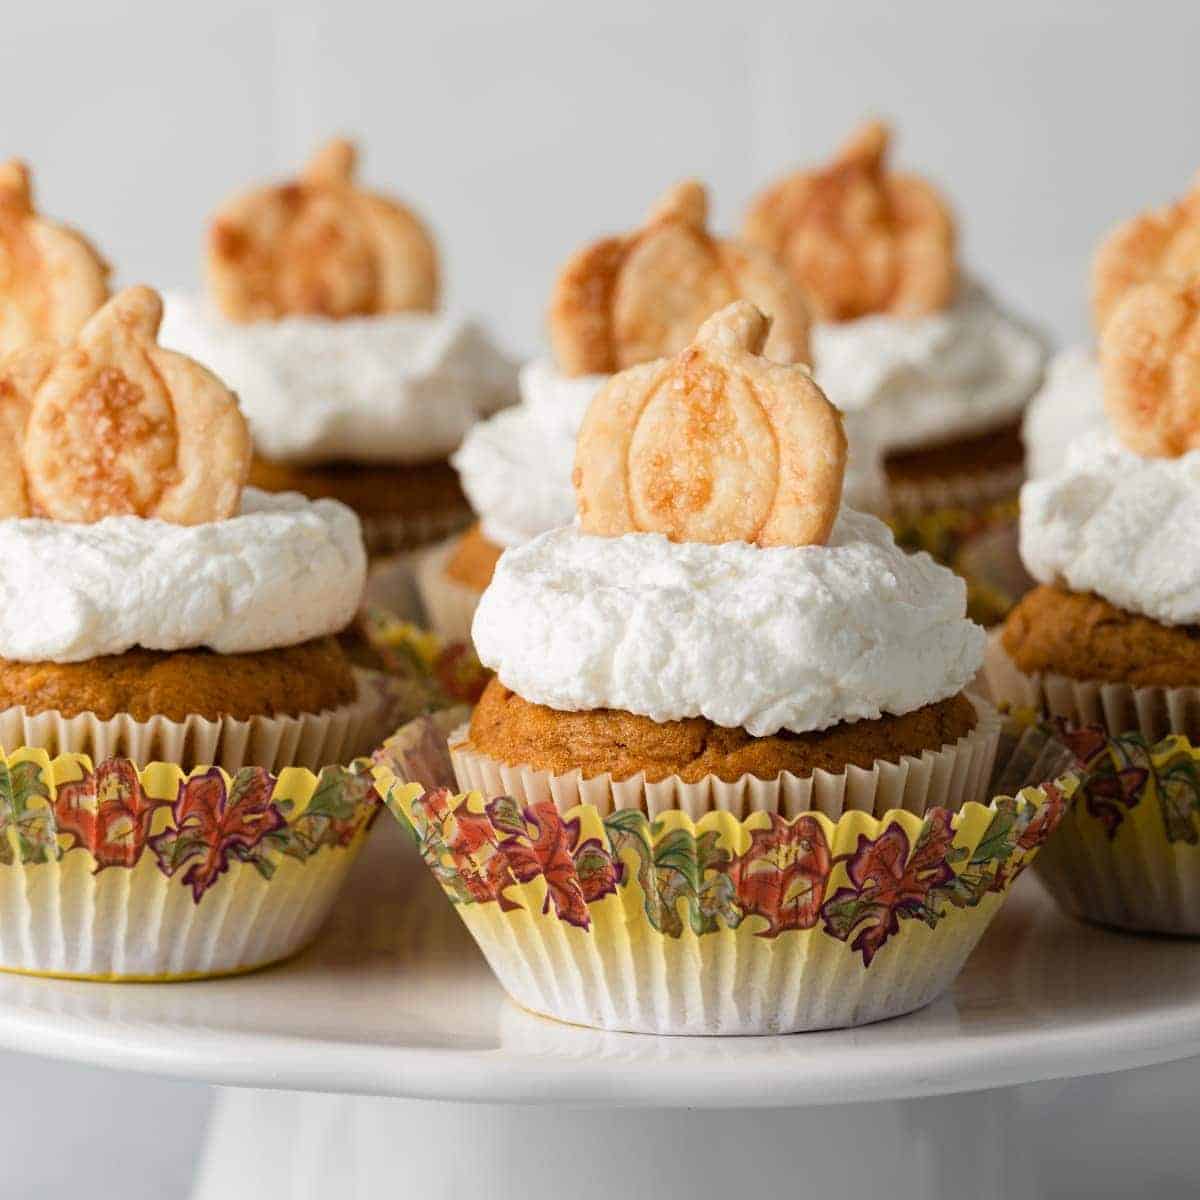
[53,760,164,871]
[726,814,832,937]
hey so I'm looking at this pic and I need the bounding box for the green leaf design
[0,759,56,865]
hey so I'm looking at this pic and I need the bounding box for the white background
[2,1,1200,1195]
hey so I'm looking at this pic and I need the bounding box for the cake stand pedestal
[0,822,1197,1199]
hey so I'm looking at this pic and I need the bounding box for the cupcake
[0,286,396,979]
[0,158,110,355]
[988,275,1200,934]
[160,138,518,556]
[1022,168,1200,480]
[743,120,1048,624]
[377,303,1072,1035]
[418,181,885,641]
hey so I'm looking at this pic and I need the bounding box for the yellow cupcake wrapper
[985,638,1200,933]
[372,714,1077,1032]
[890,493,1029,627]
[1028,724,1200,934]
[0,748,383,980]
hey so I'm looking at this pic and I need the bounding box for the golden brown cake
[1001,585,1200,688]
[466,678,977,784]
[0,637,356,723]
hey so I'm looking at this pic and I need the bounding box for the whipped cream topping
[454,359,890,549]
[812,282,1047,454]
[452,359,605,547]
[0,489,366,663]
[160,294,518,466]
[1021,432,1200,627]
[1021,346,1107,479]
[473,511,984,736]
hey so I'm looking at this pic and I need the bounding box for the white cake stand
[1,820,1198,1199]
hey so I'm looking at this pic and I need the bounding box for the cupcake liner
[413,536,485,644]
[887,461,1024,515]
[889,480,1030,626]
[984,631,1200,742]
[449,695,1003,821]
[984,634,1200,934]
[0,748,383,979]
[374,701,1075,1035]
[0,668,404,774]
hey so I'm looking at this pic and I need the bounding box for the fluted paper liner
[449,696,1003,821]
[889,470,1029,627]
[0,668,402,774]
[888,460,1024,515]
[985,632,1200,933]
[414,536,484,644]
[0,747,383,980]
[374,699,1076,1034]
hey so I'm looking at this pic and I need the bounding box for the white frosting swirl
[812,282,1047,453]
[454,359,889,549]
[1021,432,1200,627]
[473,512,984,735]
[160,294,518,466]
[452,359,605,547]
[1021,346,1108,479]
[0,490,366,663]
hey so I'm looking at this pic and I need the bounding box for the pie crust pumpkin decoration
[0,286,251,523]
[207,138,439,322]
[574,301,846,548]
[0,159,110,359]
[742,120,957,322]
[1100,277,1200,458]
[1092,174,1200,333]
[549,179,811,377]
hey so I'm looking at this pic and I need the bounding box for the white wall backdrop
[2,2,1200,1196]
[6,0,1200,358]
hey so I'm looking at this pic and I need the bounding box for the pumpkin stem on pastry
[0,285,251,523]
[834,118,890,171]
[645,178,708,228]
[0,159,33,214]
[303,137,358,186]
[573,300,845,548]
[549,180,812,376]
[1100,276,1200,458]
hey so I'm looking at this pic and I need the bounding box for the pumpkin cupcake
[377,303,1073,1035]
[0,286,396,979]
[989,275,1200,934]
[418,181,885,641]
[161,138,517,556]
[743,120,1047,623]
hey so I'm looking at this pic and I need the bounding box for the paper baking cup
[985,633,1200,933]
[0,668,403,774]
[889,476,1030,627]
[887,461,1024,515]
[984,632,1200,743]
[0,747,382,980]
[414,536,485,644]
[375,700,1076,1034]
